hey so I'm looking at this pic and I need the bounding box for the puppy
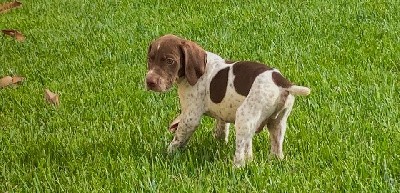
[146,34,310,167]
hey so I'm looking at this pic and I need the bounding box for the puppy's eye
[166,58,174,65]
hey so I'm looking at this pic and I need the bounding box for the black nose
[146,76,157,89]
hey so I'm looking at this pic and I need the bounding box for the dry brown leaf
[12,76,24,84]
[0,76,13,88]
[2,29,25,42]
[14,31,25,42]
[0,1,22,14]
[44,89,60,106]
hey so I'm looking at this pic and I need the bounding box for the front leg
[170,80,206,153]
[168,112,202,153]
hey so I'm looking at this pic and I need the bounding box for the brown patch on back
[272,71,292,88]
[233,61,273,96]
[210,67,230,103]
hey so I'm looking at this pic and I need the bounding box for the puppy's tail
[286,85,311,96]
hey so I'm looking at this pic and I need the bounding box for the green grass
[1,0,399,192]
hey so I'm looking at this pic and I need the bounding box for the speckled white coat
[168,52,309,167]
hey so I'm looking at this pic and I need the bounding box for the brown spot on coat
[272,71,292,88]
[233,61,273,96]
[210,67,230,103]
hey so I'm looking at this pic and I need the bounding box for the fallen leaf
[0,1,22,14]
[0,76,13,88]
[12,76,24,84]
[2,29,25,42]
[14,31,25,42]
[44,89,59,106]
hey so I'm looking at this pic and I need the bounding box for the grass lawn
[1,0,399,192]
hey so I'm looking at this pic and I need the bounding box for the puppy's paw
[167,144,177,154]
[268,152,285,160]
[168,140,184,154]
[233,157,246,168]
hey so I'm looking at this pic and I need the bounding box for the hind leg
[234,119,255,167]
[234,98,277,167]
[213,119,230,143]
[233,76,281,167]
[267,95,295,159]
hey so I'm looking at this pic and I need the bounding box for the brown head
[145,34,207,92]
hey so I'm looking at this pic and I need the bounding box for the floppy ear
[180,40,207,86]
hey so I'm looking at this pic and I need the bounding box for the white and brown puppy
[145,34,310,167]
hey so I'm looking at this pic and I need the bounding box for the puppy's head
[145,34,206,92]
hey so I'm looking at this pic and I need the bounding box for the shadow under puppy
[145,34,310,167]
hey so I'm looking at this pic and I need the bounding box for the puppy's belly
[205,90,246,123]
